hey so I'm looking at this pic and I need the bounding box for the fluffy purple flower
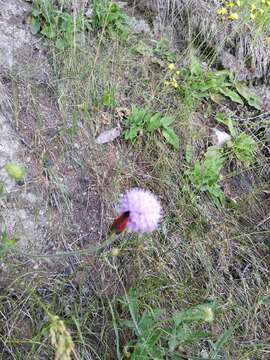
[119,188,162,233]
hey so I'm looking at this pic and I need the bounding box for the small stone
[212,128,231,147]
[96,127,121,144]
[130,18,150,34]
[85,7,93,18]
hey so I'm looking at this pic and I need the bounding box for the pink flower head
[119,188,162,233]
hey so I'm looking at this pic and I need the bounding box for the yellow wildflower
[168,63,175,71]
[176,70,180,75]
[228,12,239,20]
[171,78,178,88]
[236,0,241,5]
[250,12,256,20]
[164,80,170,86]
[267,0,270,5]
[250,3,257,11]
[217,7,227,16]
[258,8,264,13]
[261,0,266,3]
[228,1,234,8]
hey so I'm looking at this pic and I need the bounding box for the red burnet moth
[110,211,130,234]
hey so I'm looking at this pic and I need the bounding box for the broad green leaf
[132,40,153,57]
[160,116,175,127]
[147,113,162,132]
[235,81,261,110]
[162,127,179,150]
[173,304,214,327]
[32,8,42,17]
[190,56,202,76]
[219,87,244,105]
[125,126,140,143]
[31,17,41,35]
[232,133,257,164]
[101,91,116,108]
[209,93,223,103]
[55,38,67,50]
[5,162,26,182]
[215,113,237,137]
[41,25,56,39]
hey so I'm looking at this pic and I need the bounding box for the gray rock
[0,0,49,252]
[96,127,122,144]
[130,18,151,34]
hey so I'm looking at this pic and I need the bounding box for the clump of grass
[118,287,218,359]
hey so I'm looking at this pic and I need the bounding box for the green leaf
[185,144,193,163]
[215,113,237,137]
[101,90,116,108]
[162,127,179,150]
[235,81,261,110]
[55,38,67,50]
[31,17,41,35]
[173,303,216,327]
[41,25,56,39]
[5,161,26,182]
[160,116,175,127]
[147,113,162,132]
[132,40,153,57]
[190,56,202,76]
[232,133,257,164]
[127,288,138,323]
[32,8,42,17]
[219,87,244,105]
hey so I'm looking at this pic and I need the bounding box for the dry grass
[0,0,269,359]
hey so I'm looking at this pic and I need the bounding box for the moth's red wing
[110,211,130,234]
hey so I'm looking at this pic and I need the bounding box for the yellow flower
[228,1,234,8]
[164,80,170,86]
[171,78,178,88]
[236,0,241,5]
[250,12,256,20]
[168,63,175,71]
[176,70,180,75]
[217,7,227,16]
[261,0,266,3]
[258,8,264,13]
[267,0,270,5]
[228,12,239,20]
[250,3,257,11]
